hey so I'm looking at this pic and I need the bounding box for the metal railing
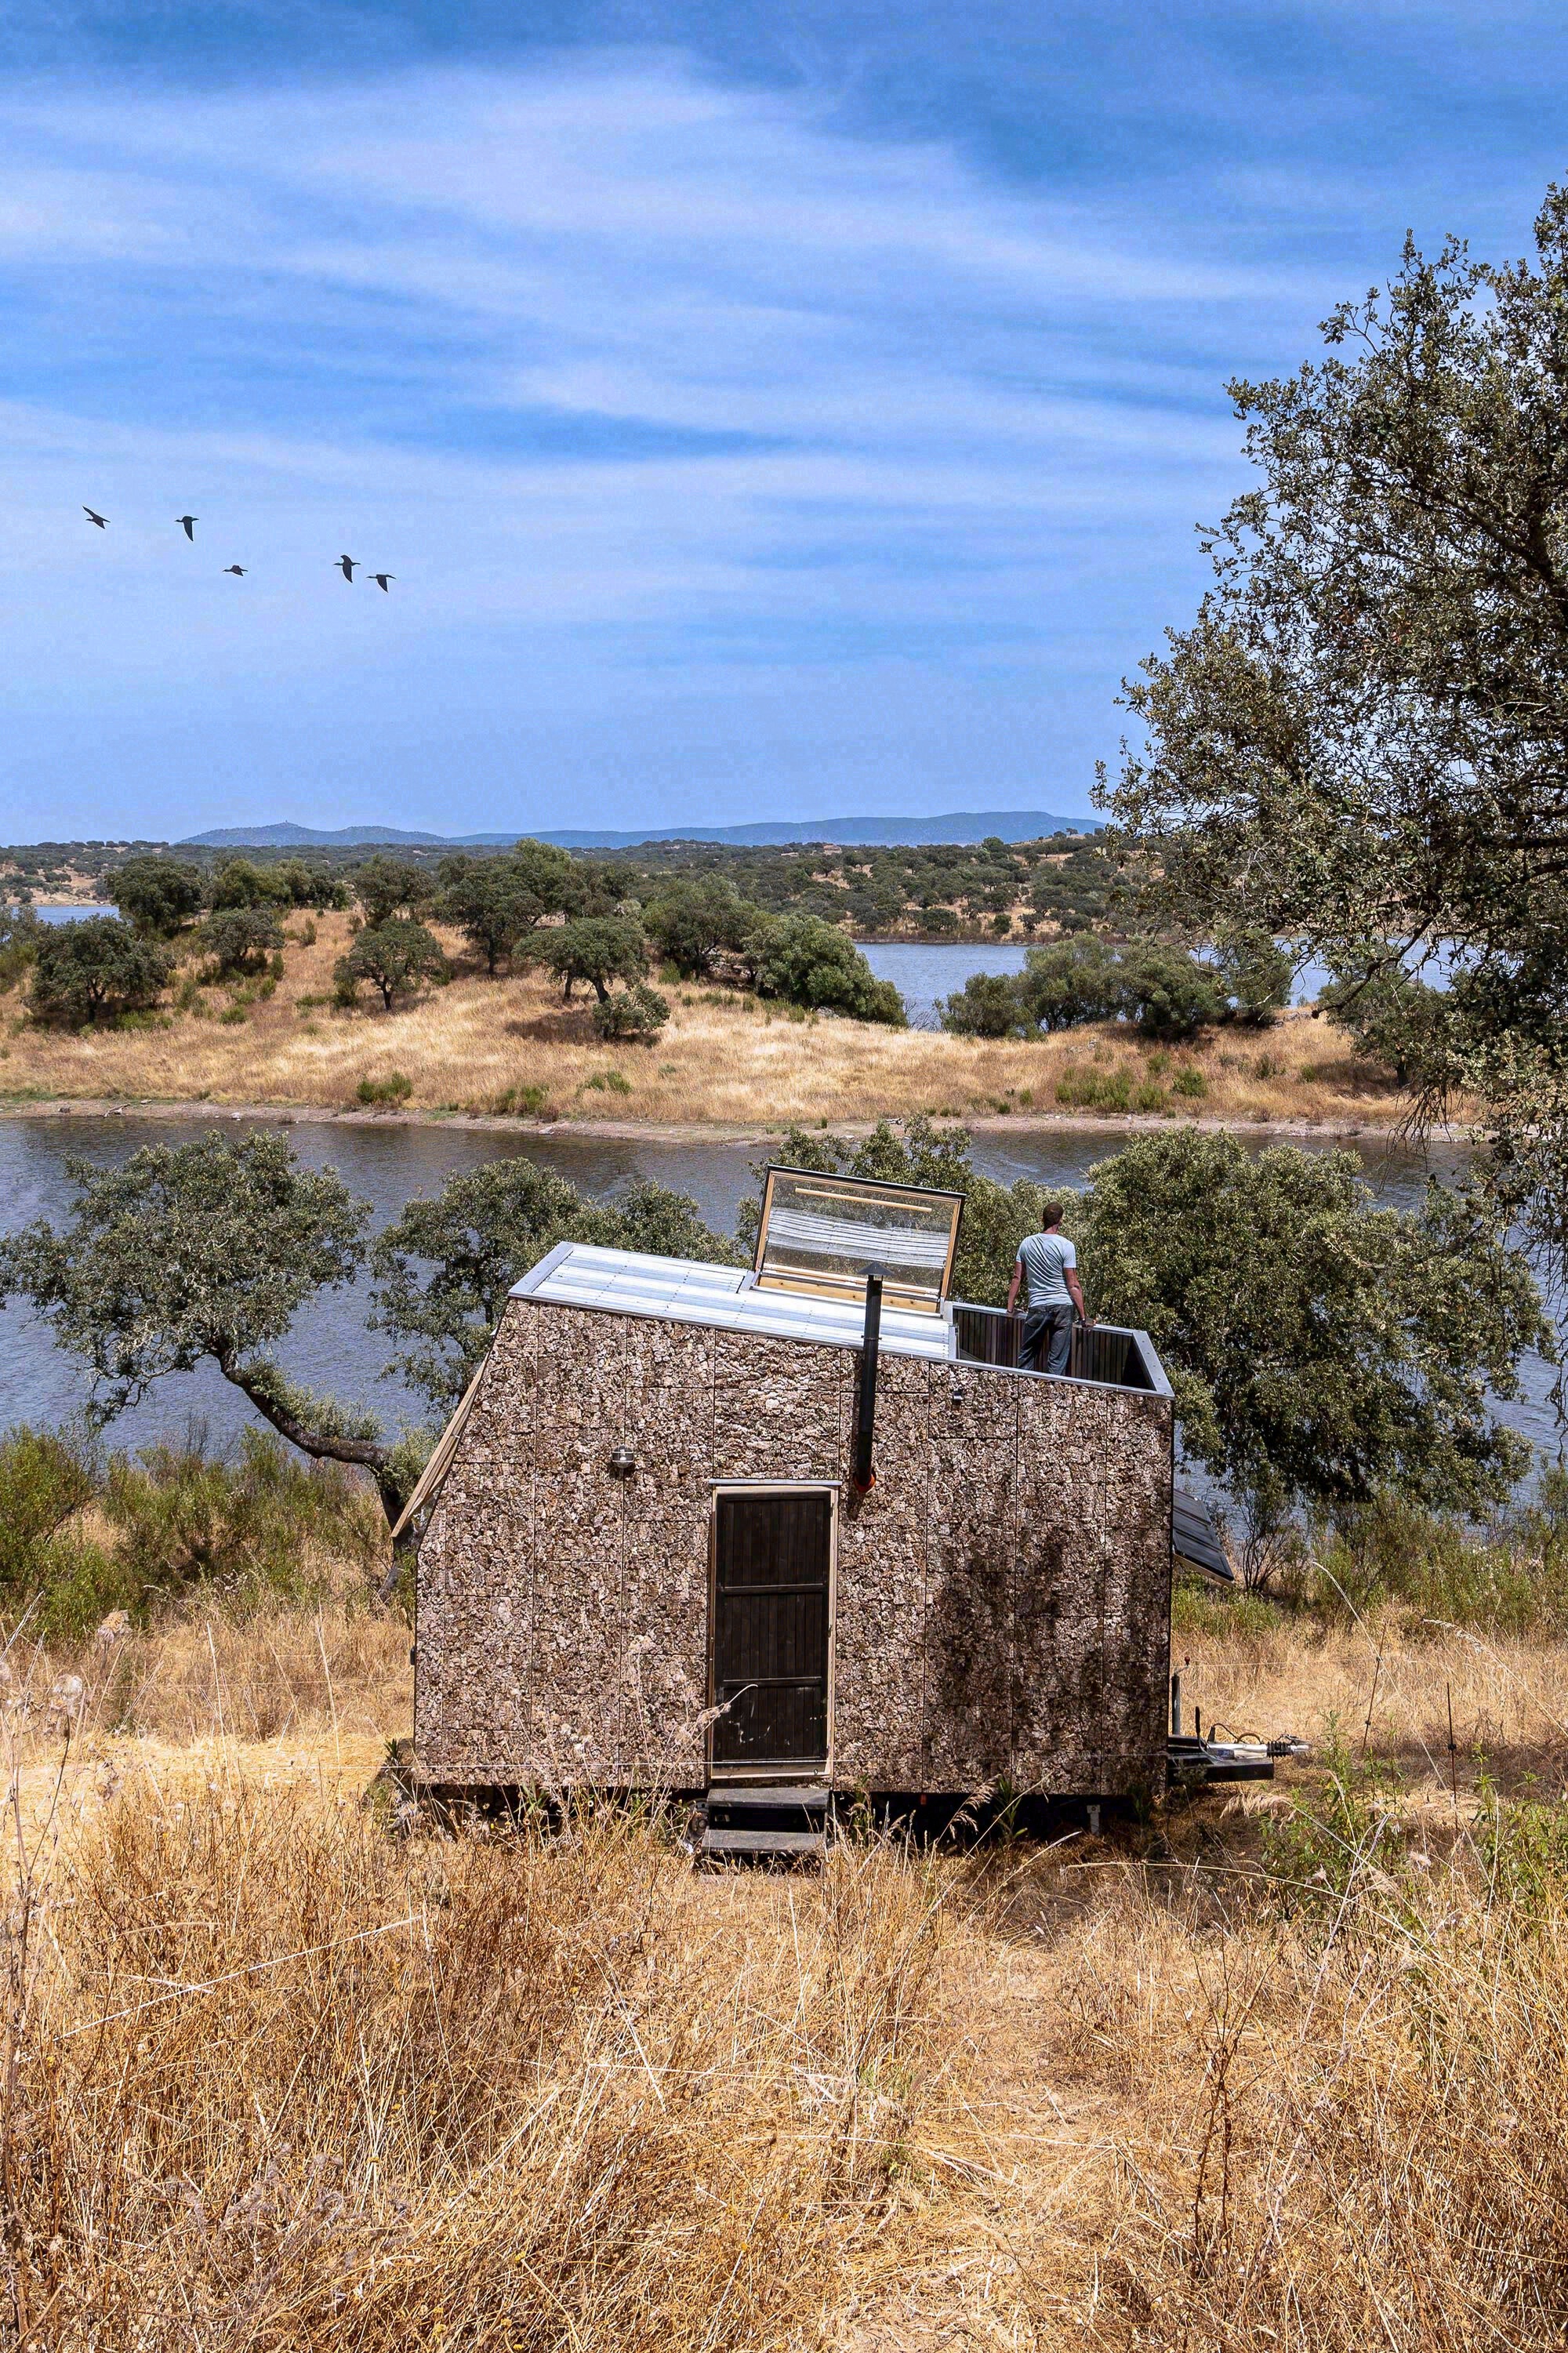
[950,1302,1149,1389]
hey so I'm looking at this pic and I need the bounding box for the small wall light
[608,1446,637,1480]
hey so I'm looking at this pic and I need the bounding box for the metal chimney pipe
[851,1265,884,1492]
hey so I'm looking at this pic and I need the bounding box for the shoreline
[0,1093,1468,1149]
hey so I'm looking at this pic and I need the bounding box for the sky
[2,3,1566,843]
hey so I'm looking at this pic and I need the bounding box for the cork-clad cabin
[407,1167,1178,1818]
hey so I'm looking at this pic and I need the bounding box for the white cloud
[0,51,1307,830]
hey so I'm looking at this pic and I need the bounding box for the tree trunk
[215,1347,402,1525]
[591,975,611,1004]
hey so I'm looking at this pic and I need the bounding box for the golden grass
[0,913,1421,1132]
[5,1601,1566,2348]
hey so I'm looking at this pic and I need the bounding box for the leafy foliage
[107,855,205,936]
[350,855,436,927]
[437,841,581,972]
[0,905,42,993]
[199,906,285,979]
[29,915,172,1026]
[1102,183,1568,1262]
[1077,1129,1552,1533]
[102,1429,384,1607]
[335,918,448,1010]
[206,857,298,911]
[592,980,670,1043]
[371,1158,742,1412]
[748,913,905,1023]
[937,971,1028,1038]
[644,878,758,979]
[542,917,648,1004]
[0,1131,403,1514]
[1014,935,1125,1030]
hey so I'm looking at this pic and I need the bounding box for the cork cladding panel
[415,1307,536,1782]
[621,1317,716,1782]
[924,1366,1019,1787]
[416,1299,1174,1794]
[833,1353,930,1787]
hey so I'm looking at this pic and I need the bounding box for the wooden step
[706,1782,828,1812]
[699,1825,827,1861]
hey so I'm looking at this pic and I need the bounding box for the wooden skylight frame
[751,1165,964,1316]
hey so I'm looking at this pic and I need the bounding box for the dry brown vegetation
[3,1593,1566,2349]
[0,910,1419,1132]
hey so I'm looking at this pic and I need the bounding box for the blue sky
[2,2,1564,841]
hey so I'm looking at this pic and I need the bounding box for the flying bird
[336,554,358,581]
[178,515,198,540]
[368,572,394,592]
[222,565,247,576]
[83,507,107,528]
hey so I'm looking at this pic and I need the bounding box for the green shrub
[0,907,42,994]
[357,1070,414,1107]
[938,972,1026,1037]
[0,1425,97,1594]
[102,1429,383,1605]
[1172,1066,1208,1098]
[1054,1064,1134,1112]
[582,1069,633,1095]
[592,982,670,1044]
[492,1082,555,1117]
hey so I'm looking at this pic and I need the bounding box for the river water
[2,1109,1556,1479]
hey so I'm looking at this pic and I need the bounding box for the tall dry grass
[5,1601,1567,2348]
[0,912,1413,1131]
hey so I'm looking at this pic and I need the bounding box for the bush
[101,1429,383,1606]
[198,906,285,979]
[335,919,448,1011]
[0,905,42,993]
[1017,935,1124,1030]
[0,1423,127,1641]
[748,913,905,1024]
[938,972,1026,1037]
[592,982,670,1044]
[357,1070,414,1106]
[1115,940,1225,1039]
[29,917,172,1026]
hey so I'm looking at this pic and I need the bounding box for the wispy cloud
[0,27,1553,835]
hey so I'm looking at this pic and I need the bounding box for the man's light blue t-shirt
[1016,1230,1076,1309]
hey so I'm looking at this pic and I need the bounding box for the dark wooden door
[711,1490,831,1767]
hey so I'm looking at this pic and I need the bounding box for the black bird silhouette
[83,506,107,528]
[336,554,358,582]
[178,515,198,540]
[223,565,247,577]
[368,572,394,592]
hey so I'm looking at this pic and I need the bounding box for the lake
[2,1109,1555,1483]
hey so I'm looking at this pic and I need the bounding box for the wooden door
[710,1489,832,1767]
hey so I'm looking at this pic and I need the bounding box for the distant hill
[182,810,1101,851]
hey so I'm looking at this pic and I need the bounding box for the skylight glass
[752,1166,964,1315]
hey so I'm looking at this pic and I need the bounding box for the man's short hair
[1040,1202,1065,1229]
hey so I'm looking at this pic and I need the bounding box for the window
[752,1165,963,1316]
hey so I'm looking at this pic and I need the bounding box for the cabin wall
[415,1297,1173,1797]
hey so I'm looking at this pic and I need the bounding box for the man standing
[1006,1204,1091,1374]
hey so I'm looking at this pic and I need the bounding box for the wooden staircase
[697,1782,829,1866]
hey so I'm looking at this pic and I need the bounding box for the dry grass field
[0,911,1419,1133]
[5,1592,1566,2350]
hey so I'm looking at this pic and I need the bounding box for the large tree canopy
[1102,186,1568,1257]
[371,1159,740,1414]
[0,1132,401,1512]
[753,1120,1551,1547]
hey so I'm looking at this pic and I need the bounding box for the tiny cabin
[408,1167,1178,1814]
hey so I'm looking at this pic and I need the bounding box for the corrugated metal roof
[512,1241,956,1360]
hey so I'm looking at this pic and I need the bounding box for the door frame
[706,1480,839,1780]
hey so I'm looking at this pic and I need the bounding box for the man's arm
[1066,1265,1092,1324]
[1007,1258,1023,1315]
